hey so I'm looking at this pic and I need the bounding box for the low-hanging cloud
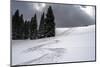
[11,0,95,27]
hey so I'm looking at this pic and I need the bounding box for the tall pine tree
[12,9,25,39]
[30,14,37,39]
[12,9,20,39]
[38,12,45,38]
[24,20,28,39]
[19,14,24,39]
[45,6,55,37]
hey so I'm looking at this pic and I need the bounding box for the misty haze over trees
[12,6,55,40]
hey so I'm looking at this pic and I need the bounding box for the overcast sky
[11,0,95,28]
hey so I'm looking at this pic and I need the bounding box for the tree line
[12,6,55,40]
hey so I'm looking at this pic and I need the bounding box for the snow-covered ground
[12,25,95,66]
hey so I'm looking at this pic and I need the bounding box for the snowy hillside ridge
[12,25,95,66]
[56,25,95,36]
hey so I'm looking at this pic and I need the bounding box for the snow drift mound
[12,24,95,66]
[56,25,95,36]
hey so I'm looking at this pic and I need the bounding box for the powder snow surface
[12,25,95,66]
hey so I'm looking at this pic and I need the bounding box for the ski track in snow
[22,28,74,53]
[22,40,60,53]
[12,25,95,66]
[21,48,66,65]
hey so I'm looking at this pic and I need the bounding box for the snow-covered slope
[56,25,95,36]
[12,25,95,66]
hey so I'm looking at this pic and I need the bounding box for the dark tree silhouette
[45,6,55,37]
[12,15,16,39]
[19,14,24,39]
[12,9,24,39]
[12,6,55,40]
[30,14,37,39]
[38,12,45,38]
[27,21,30,39]
[12,9,20,39]
[24,20,28,39]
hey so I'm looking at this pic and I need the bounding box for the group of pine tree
[12,6,55,40]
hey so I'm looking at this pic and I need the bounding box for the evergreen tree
[30,14,37,39]
[24,20,29,39]
[12,15,16,39]
[19,14,24,39]
[45,6,55,37]
[12,9,26,39]
[12,9,20,39]
[38,12,45,38]
[27,21,30,39]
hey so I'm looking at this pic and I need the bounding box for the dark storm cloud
[11,0,37,21]
[51,4,95,27]
[11,0,95,27]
